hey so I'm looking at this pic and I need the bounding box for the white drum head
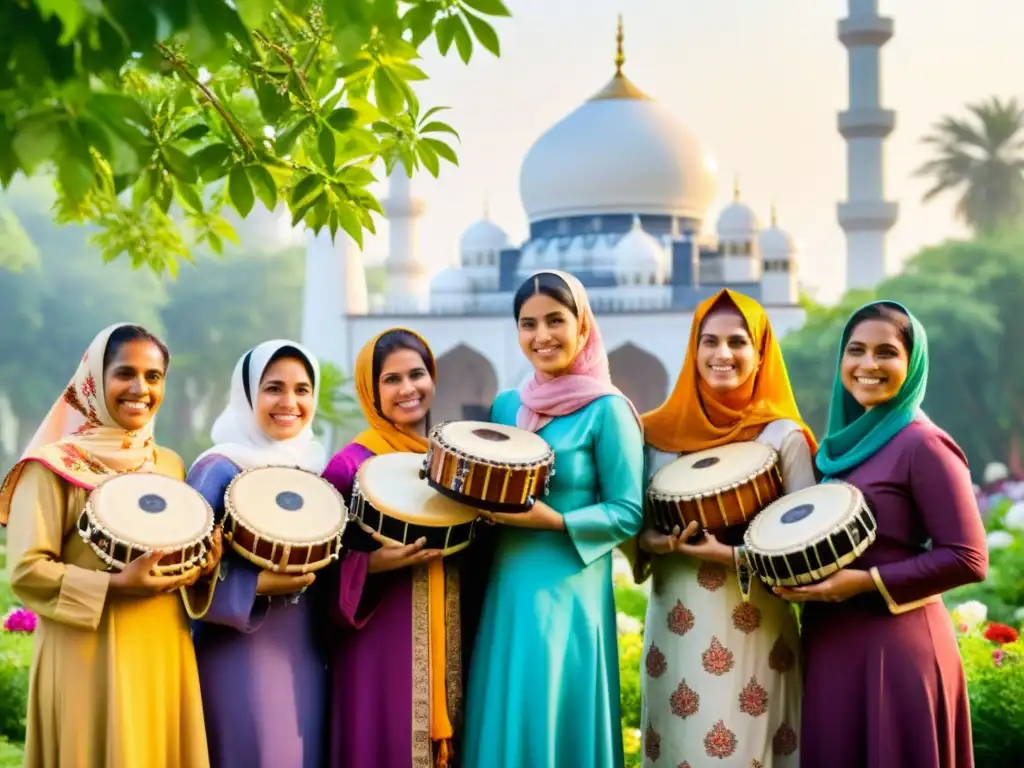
[358,453,479,526]
[746,482,862,554]
[228,467,345,543]
[650,442,777,497]
[435,421,550,464]
[91,473,211,548]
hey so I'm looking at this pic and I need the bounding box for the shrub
[0,737,24,768]
[0,630,31,744]
[959,630,1024,767]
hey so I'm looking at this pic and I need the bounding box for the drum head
[746,482,863,554]
[650,442,777,497]
[358,453,480,526]
[228,467,345,543]
[91,473,211,547]
[434,421,550,465]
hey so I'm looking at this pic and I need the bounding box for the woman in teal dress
[462,270,645,768]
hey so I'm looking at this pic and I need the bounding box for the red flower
[984,622,1019,645]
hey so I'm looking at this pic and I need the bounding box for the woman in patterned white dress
[629,290,818,767]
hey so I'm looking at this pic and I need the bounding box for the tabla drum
[223,466,347,574]
[422,420,554,512]
[743,481,877,587]
[353,452,479,556]
[77,473,214,576]
[647,442,783,534]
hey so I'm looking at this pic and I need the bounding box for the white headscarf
[193,340,327,473]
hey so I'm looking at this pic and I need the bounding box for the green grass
[0,737,23,767]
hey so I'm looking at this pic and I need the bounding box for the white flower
[1005,502,1024,531]
[1014,607,1024,623]
[987,530,1015,550]
[953,600,988,629]
[985,462,1009,485]
[611,549,634,586]
[616,611,641,636]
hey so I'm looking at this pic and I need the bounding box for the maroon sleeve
[871,432,988,613]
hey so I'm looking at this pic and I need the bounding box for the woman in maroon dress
[775,301,987,768]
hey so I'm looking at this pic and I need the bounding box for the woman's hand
[773,569,875,603]
[256,570,317,596]
[199,526,223,579]
[367,538,443,574]
[640,522,733,566]
[480,500,565,531]
[109,551,200,595]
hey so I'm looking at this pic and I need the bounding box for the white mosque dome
[460,216,509,253]
[518,32,717,224]
[614,216,667,283]
[430,267,473,294]
[717,184,760,243]
[758,206,796,261]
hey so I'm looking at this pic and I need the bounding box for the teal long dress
[462,390,644,768]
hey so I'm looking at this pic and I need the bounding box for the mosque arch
[608,343,669,414]
[433,344,499,423]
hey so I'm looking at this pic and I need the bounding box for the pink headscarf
[516,270,641,433]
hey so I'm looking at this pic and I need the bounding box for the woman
[774,301,987,768]
[188,340,329,768]
[632,289,816,767]
[322,328,461,768]
[461,270,645,768]
[0,323,216,768]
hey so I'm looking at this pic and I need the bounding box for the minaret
[382,166,429,313]
[837,0,898,291]
[301,229,367,375]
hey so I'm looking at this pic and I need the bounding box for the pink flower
[3,607,38,633]
[993,649,1006,667]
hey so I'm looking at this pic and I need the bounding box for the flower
[984,622,1019,645]
[987,530,1015,550]
[611,549,634,586]
[1013,606,1024,623]
[617,611,641,636]
[1005,502,1024,531]
[993,649,1007,667]
[952,600,988,630]
[3,606,37,633]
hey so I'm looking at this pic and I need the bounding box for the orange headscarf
[641,289,816,453]
[349,328,453,766]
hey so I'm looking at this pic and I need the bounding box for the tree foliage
[0,0,510,275]
[916,96,1024,236]
[782,236,1024,475]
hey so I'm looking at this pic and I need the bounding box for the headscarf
[516,270,640,432]
[192,340,327,474]
[642,289,816,453]
[0,323,165,526]
[349,327,453,765]
[815,300,928,478]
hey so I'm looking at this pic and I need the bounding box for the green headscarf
[815,300,928,478]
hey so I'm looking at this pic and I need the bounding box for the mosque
[302,3,896,424]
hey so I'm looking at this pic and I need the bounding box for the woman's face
[695,310,758,392]
[378,348,434,428]
[517,293,581,376]
[103,340,167,431]
[840,318,909,410]
[254,357,315,440]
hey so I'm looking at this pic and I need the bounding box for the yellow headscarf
[350,328,453,766]
[641,289,816,453]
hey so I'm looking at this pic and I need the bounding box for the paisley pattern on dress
[701,636,735,676]
[647,644,668,679]
[703,720,738,759]
[667,600,695,636]
[738,677,769,717]
[669,679,699,719]
[696,561,727,591]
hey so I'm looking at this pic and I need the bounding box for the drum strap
[427,559,453,765]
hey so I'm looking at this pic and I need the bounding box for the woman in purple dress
[187,340,329,768]
[323,328,469,768]
[774,301,988,768]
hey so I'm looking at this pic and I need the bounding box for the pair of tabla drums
[78,467,348,577]
[647,441,878,587]
[348,420,554,556]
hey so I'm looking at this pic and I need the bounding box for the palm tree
[915,96,1024,236]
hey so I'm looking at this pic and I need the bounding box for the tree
[782,236,1024,477]
[0,0,510,275]
[915,97,1024,236]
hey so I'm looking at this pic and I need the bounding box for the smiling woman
[101,325,170,431]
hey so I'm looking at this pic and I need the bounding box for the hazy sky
[357,0,1021,303]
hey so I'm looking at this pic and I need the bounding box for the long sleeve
[6,461,110,630]
[322,443,385,627]
[871,433,988,614]
[186,455,268,630]
[564,396,645,567]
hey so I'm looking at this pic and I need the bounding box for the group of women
[0,269,988,768]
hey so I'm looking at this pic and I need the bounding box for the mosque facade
[302,7,893,424]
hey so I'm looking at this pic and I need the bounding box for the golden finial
[615,14,625,76]
[770,201,778,227]
[733,175,741,202]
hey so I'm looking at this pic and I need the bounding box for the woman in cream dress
[631,290,817,767]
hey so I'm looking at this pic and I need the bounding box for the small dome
[716,181,760,242]
[613,216,667,282]
[758,205,796,261]
[430,267,472,294]
[459,216,509,253]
